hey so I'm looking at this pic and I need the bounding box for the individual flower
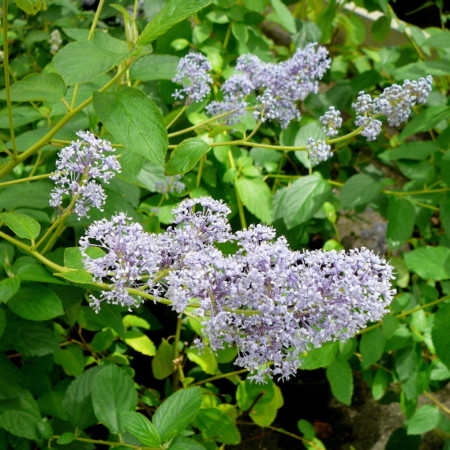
[80,213,160,312]
[172,52,213,103]
[320,106,342,137]
[306,137,332,165]
[49,131,121,218]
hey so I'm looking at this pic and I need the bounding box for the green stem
[167,108,243,138]
[166,105,187,129]
[0,62,132,180]
[358,295,450,335]
[0,172,53,188]
[193,368,248,386]
[384,188,450,196]
[2,0,17,158]
[228,149,247,228]
[33,195,77,250]
[0,230,71,273]
[196,155,205,187]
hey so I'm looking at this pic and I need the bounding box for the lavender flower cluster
[49,131,121,218]
[353,76,432,140]
[80,197,395,381]
[154,175,186,195]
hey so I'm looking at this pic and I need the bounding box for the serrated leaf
[139,0,212,45]
[165,138,210,175]
[340,174,382,209]
[131,54,179,81]
[122,411,161,447]
[300,341,339,370]
[387,197,415,250]
[401,106,450,140]
[0,73,65,103]
[193,408,240,444]
[7,284,64,321]
[273,174,331,229]
[0,213,41,239]
[94,87,168,166]
[124,330,156,356]
[0,277,20,304]
[14,0,44,14]
[54,33,129,85]
[92,364,138,434]
[406,405,441,435]
[404,246,450,281]
[270,0,296,33]
[153,387,202,443]
[152,339,175,380]
[360,328,386,369]
[63,365,105,429]
[235,177,272,223]
[326,358,353,405]
[432,304,450,371]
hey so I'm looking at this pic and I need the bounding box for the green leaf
[153,387,202,443]
[0,309,5,339]
[423,31,450,48]
[0,390,41,439]
[122,411,161,447]
[7,284,64,321]
[404,246,450,281]
[300,341,339,370]
[0,182,52,210]
[54,33,129,85]
[235,177,272,223]
[273,174,331,229]
[193,408,240,445]
[1,313,58,356]
[165,138,210,175]
[55,270,93,284]
[131,55,179,81]
[371,369,390,400]
[372,16,391,42]
[14,0,44,14]
[326,358,353,405]
[0,277,20,304]
[168,436,208,450]
[124,330,156,356]
[186,345,218,375]
[406,405,441,435]
[92,364,138,434]
[0,106,43,129]
[152,339,175,380]
[139,0,212,45]
[401,106,450,140]
[0,73,65,103]
[270,0,296,33]
[386,428,420,450]
[91,329,114,352]
[440,197,450,238]
[379,141,439,161]
[432,304,450,371]
[63,366,105,429]
[360,328,386,369]
[3,216,37,242]
[387,197,415,251]
[53,347,86,377]
[94,87,168,166]
[340,174,382,210]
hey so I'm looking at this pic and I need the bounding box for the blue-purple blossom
[80,213,160,312]
[172,52,213,104]
[50,131,121,218]
[320,106,342,137]
[80,197,396,382]
[306,137,332,165]
[208,43,331,128]
[352,76,432,140]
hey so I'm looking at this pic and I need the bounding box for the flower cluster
[49,131,121,218]
[172,52,213,104]
[204,43,331,128]
[49,29,62,53]
[306,138,332,165]
[80,197,395,381]
[353,76,432,140]
[320,106,342,137]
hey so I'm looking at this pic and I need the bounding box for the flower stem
[166,104,187,129]
[0,173,53,188]
[193,368,248,386]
